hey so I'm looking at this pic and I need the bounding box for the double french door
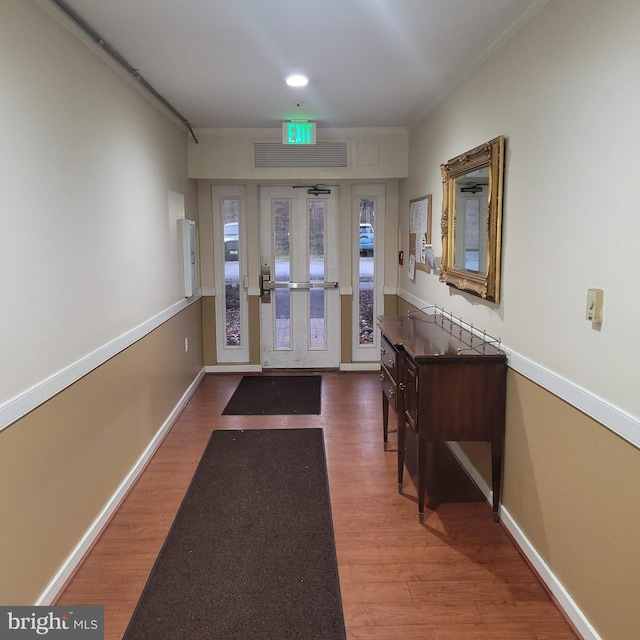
[259,186,340,368]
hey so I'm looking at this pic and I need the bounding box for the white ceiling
[58,0,547,130]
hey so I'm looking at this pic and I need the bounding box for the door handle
[264,281,339,290]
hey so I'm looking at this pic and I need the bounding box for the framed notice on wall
[409,195,432,275]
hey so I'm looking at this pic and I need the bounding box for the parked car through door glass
[224,222,239,261]
[359,223,374,255]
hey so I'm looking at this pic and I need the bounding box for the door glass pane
[274,200,291,350]
[309,200,326,349]
[223,198,241,347]
[358,198,375,345]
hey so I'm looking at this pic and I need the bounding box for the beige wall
[201,296,218,364]
[0,0,198,407]
[399,1,640,637]
[340,296,353,363]
[0,0,204,604]
[0,302,203,604]
[400,0,640,419]
[503,371,640,640]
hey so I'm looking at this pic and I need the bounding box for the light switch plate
[586,288,604,323]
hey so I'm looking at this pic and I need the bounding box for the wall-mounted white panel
[178,219,198,297]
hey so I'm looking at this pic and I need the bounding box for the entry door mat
[221,375,322,415]
[123,428,346,640]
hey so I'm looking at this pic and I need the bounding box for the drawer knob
[388,359,395,368]
[388,387,395,397]
[380,372,385,381]
[399,382,406,391]
[381,347,387,355]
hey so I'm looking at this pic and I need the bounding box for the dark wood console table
[377,314,507,523]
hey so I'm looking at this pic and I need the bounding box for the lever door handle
[264,281,339,290]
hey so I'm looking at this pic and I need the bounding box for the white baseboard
[35,367,206,606]
[340,362,380,371]
[207,364,381,373]
[446,442,601,640]
[204,364,262,373]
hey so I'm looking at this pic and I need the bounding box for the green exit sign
[282,121,316,145]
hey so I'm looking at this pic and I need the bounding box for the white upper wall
[188,128,408,180]
[400,0,640,420]
[0,1,196,407]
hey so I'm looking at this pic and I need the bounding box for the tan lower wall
[341,295,352,363]
[248,296,261,365]
[0,301,203,604]
[383,293,398,316]
[454,372,640,640]
[501,371,640,640]
[201,295,217,364]
[396,297,414,317]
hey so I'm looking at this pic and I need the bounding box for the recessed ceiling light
[286,74,308,87]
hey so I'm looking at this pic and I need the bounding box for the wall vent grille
[254,142,348,168]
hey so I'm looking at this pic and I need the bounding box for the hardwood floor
[55,372,579,639]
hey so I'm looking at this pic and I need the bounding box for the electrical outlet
[184,337,189,352]
[586,289,603,323]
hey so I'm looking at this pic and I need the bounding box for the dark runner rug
[123,428,345,640]
[221,375,322,415]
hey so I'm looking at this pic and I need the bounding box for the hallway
[56,372,578,639]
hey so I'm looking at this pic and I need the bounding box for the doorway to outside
[259,186,340,369]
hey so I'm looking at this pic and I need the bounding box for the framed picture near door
[409,194,432,273]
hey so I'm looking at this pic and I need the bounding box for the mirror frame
[440,135,505,303]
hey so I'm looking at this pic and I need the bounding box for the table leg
[417,434,428,523]
[397,411,406,493]
[382,392,389,450]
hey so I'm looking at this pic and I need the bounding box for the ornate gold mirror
[440,136,505,302]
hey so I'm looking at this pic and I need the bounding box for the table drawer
[380,363,398,411]
[380,335,398,381]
